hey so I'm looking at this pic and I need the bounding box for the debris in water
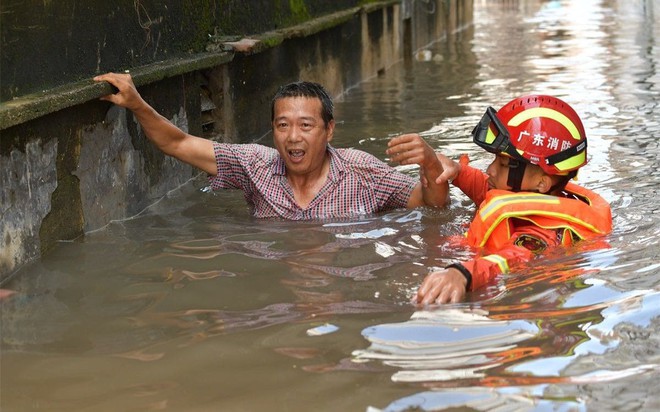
[306,323,339,336]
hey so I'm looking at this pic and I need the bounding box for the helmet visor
[471,107,520,159]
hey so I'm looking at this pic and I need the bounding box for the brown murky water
[2,1,659,411]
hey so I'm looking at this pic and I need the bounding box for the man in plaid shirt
[95,73,449,219]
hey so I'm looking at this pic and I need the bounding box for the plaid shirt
[208,142,416,219]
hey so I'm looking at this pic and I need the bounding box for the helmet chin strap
[548,170,578,194]
[507,161,577,194]
[506,159,527,192]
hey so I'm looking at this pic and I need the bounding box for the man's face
[272,96,334,176]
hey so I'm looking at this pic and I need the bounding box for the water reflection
[354,280,656,384]
[356,0,660,410]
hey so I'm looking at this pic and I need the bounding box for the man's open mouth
[289,149,305,159]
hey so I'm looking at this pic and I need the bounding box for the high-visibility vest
[466,182,612,252]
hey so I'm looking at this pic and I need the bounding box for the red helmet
[472,95,587,176]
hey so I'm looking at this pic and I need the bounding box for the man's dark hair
[271,81,334,128]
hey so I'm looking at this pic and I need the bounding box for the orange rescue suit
[451,157,612,291]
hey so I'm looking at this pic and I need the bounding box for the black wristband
[446,263,472,291]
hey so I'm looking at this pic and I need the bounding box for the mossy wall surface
[1,0,381,101]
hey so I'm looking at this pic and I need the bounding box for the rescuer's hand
[414,267,467,304]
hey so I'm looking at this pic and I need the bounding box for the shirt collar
[272,151,287,175]
[326,145,345,181]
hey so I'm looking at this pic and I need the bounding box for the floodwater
[2,0,659,411]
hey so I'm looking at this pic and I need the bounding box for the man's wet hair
[271,81,334,128]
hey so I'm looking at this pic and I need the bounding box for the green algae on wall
[179,0,217,52]
[0,0,376,102]
[288,0,311,25]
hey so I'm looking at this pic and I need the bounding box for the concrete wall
[1,0,392,101]
[0,0,473,280]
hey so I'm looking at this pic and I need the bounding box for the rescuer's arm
[415,226,561,304]
[94,73,217,175]
[449,155,490,206]
[414,247,532,305]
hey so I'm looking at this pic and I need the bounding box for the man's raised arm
[94,73,217,176]
[386,133,449,208]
